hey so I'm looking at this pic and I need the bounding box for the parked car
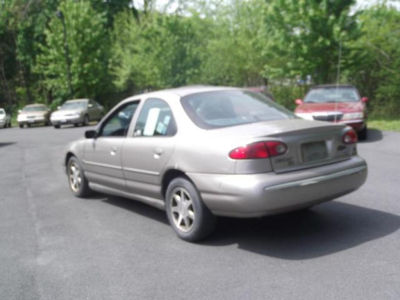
[50,99,104,128]
[294,84,368,140]
[0,108,12,128]
[64,86,367,242]
[17,104,50,128]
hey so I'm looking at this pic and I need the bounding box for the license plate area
[301,141,328,163]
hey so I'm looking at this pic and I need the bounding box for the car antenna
[334,40,342,123]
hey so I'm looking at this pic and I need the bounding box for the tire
[165,177,216,242]
[358,126,367,141]
[83,115,89,126]
[67,156,91,197]
[19,124,23,128]
[54,124,60,129]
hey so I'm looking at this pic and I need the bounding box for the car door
[83,101,139,191]
[121,98,177,199]
[87,100,98,121]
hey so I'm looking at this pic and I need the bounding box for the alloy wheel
[170,187,195,232]
[69,161,82,193]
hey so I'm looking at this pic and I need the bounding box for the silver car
[51,99,104,128]
[0,108,11,128]
[65,86,367,241]
[17,104,51,128]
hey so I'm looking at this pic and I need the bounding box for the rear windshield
[23,106,47,112]
[181,90,295,129]
[305,87,360,103]
[60,101,87,110]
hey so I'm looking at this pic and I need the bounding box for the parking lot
[0,126,399,300]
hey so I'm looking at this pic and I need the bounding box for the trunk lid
[212,119,354,173]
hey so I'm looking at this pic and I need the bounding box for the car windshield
[23,106,46,112]
[60,101,87,110]
[0,109,4,115]
[304,87,360,103]
[181,90,295,129]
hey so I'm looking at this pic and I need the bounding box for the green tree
[347,4,400,116]
[35,0,109,104]
[111,10,206,94]
[197,0,268,86]
[263,0,359,84]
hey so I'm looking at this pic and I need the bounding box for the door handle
[154,148,163,155]
[110,147,117,156]
[153,148,163,159]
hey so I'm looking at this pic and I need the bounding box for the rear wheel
[358,126,367,141]
[19,123,23,128]
[67,156,91,197]
[83,115,89,126]
[166,177,216,242]
[54,124,60,129]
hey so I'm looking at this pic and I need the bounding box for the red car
[294,84,368,140]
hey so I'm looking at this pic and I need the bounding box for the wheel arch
[65,152,76,171]
[161,169,195,200]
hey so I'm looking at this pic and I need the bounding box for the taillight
[229,141,287,159]
[342,129,358,144]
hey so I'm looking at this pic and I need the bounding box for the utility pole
[56,10,73,98]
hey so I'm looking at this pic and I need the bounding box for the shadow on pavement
[0,142,16,148]
[204,201,400,259]
[97,195,400,259]
[360,129,383,143]
[103,195,168,225]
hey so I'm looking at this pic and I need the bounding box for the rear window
[23,105,47,112]
[305,87,360,103]
[181,90,295,129]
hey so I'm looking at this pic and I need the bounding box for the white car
[0,108,11,128]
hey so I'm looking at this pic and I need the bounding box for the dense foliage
[0,0,399,117]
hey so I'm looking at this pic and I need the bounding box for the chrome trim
[123,167,159,176]
[264,165,367,191]
[339,119,364,124]
[82,160,122,170]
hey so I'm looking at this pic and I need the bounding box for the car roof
[65,99,89,103]
[128,85,240,101]
[311,84,356,89]
[25,103,47,107]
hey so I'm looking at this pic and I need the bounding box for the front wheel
[67,156,91,197]
[358,126,367,141]
[166,177,216,242]
[82,115,89,126]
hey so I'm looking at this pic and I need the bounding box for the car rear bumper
[51,116,83,126]
[18,119,46,125]
[188,156,367,217]
[338,120,366,132]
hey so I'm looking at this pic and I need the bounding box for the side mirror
[57,106,61,110]
[361,97,368,103]
[88,104,93,108]
[295,99,303,105]
[85,130,97,139]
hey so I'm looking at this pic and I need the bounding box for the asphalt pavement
[0,126,399,300]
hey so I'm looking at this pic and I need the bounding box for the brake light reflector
[229,141,287,159]
[343,129,358,144]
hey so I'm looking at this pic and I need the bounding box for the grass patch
[369,118,400,132]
